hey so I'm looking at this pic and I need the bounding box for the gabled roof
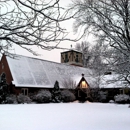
[6,55,95,89]
[76,74,90,89]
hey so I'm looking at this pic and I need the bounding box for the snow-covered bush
[6,94,18,104]
[35,90,52,103]
[17,94,32,104]
[109,100,115,103]
[61,90,76,102]
[29,92,37,101]
[114,94,130,104]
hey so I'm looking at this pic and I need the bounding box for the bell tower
[61,47,83,67]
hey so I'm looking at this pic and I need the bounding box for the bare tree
[75,41,90,66]
[70,0,130,56]
[75,42,110,74]
[70,0,130,84]
[0,0,74,56]
[109,49,130,85]
[62,78,76,89]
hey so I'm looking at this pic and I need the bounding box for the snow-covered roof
[6,55,94,89]
[99,74,130,88]
[61,49,82,54]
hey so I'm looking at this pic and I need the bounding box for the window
[2,63,4,69]
[80,81,88,88]
[25,89,28,95]
[22,89,24,94]
[21,88,28,96]
[64,53,69,63]
[75,53,79,63]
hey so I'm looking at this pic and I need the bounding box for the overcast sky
[13,0,94,63]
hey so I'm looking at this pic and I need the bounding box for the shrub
[98,91,108,103]
[17,94,32,104]
[114,94,130,104]
[51,90,61,103]
[90,88,99,102]
[28,92,37,101]
[35,90,52,103]
[109,100,115,103]
[6,94,18,104]
[61,90,76,102]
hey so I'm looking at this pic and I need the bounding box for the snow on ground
[0,103,130,130]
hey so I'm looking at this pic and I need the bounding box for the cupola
[61,46,83,67]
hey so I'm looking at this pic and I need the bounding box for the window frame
[21,88,28,96]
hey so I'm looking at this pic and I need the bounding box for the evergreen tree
[0,73,8,104]
[52,81,61,103]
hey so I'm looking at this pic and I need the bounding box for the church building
[0,49,94,99]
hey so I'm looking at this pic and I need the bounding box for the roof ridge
[6,54,85,69]
[61,49,82,54]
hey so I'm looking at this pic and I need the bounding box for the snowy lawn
[0,103,130,130]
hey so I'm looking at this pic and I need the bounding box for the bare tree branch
[69,0,130,84]
[0,0,76,55]
[70,0,130,56]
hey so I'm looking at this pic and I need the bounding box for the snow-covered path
[0,103,130,130]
